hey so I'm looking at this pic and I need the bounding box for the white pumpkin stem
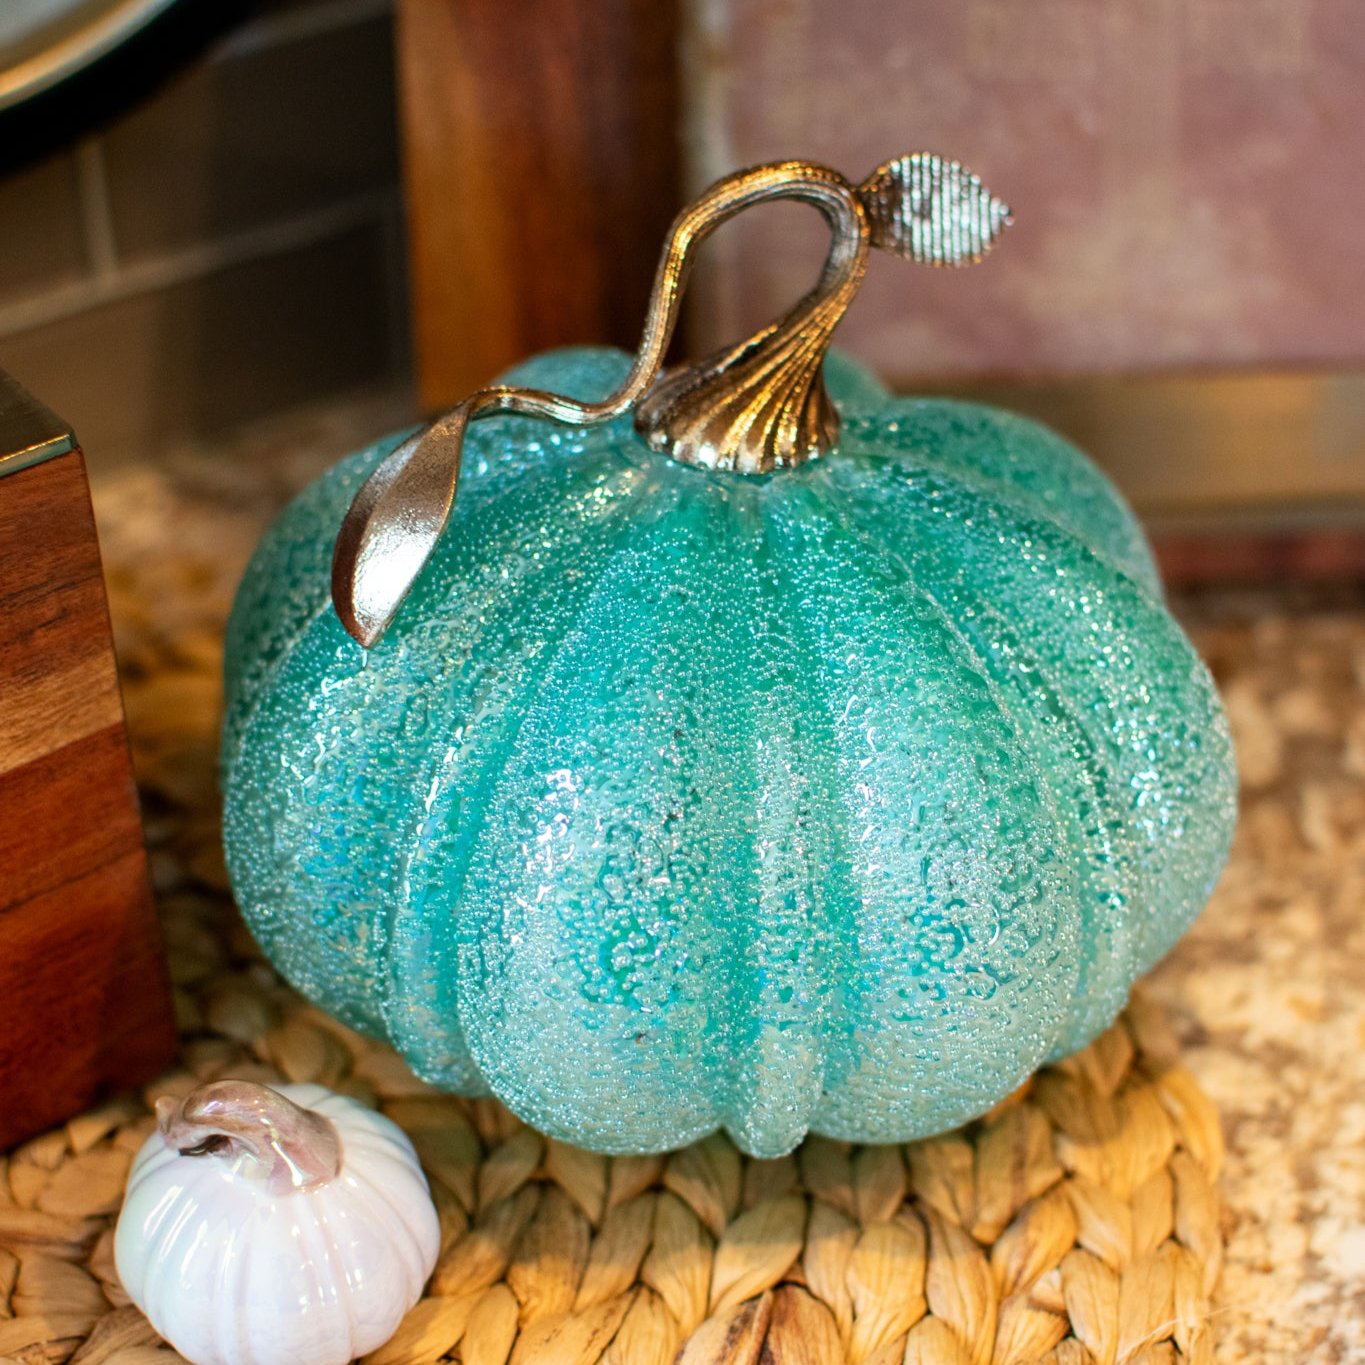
[155,1082,342,1194]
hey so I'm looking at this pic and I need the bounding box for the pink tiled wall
[686,0,1365,383]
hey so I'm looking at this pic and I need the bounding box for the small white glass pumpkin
[116,1080,439,1365]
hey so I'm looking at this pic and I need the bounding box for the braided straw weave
[0,435,1226,1365]
[0,967,1225,1365]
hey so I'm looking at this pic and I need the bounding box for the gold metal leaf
[858,154,1011,265]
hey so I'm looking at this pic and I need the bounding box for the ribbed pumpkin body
[222,348,1235,1158]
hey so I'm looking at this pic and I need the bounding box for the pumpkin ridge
[288,1186,353,1361]
[224,458,635,1042]
[907,586,1140,1031]
[216,1184,254,1365]
[839,400,1159,593]
[678,484,764,1150]
[450,472,754,1152]
[341,1160,433,1298]
[854,457,1235,1003]
[222,438,579,780]
[725,479,906,1148]
[383,448,663,1092]
[222,438,399,773]
[763,477,1080,1140]
[935,479,1237,973]
[705,484,857,1156]
[308,1198,363,1357]
[441,473,710,1118]
[823,456,1149,1038]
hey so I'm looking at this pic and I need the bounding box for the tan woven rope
[0,442,1225,1365]
[0,904,1225,1365]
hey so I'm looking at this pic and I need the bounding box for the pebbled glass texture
[222,346,1237,1158]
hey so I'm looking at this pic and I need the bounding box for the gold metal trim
[0,370,76,478]
[637,156,1010,472]
[332,153,1010,647]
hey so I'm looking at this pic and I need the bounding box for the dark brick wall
[0,0,410,465]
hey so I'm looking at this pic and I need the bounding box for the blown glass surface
[222,348,1236,1158]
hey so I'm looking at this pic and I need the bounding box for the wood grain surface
[397,0,682,410]
[0,451,173,1149]
[0,454,123,778]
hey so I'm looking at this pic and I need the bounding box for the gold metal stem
[156,1081,342,1195]
[633,161,868,473]
[332,153,1011,647]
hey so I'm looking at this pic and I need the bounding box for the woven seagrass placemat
[0,422,1226,1365]
[0,959,1224,1365]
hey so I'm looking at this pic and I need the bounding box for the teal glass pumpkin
[222,345,1236,1158]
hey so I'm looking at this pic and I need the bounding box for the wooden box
[0,371,174,1149]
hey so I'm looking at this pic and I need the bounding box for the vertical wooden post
[397,0,682,411]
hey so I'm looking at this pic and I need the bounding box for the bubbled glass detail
[222,347,1236,1158]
